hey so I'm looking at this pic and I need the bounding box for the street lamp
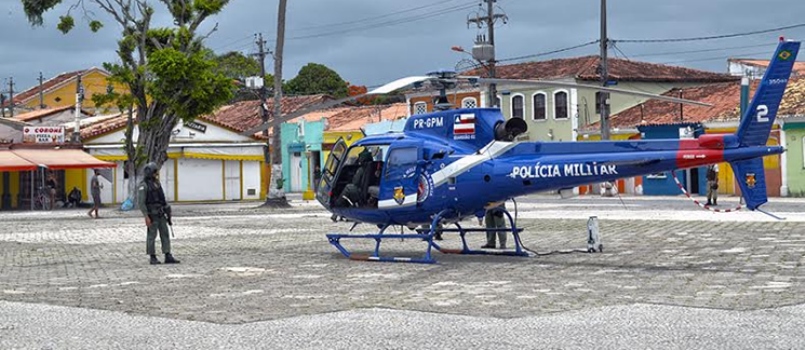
[451,45,497,108]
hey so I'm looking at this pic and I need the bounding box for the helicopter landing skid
[325,209,530,264]
[428,209,529,258]
[326,225,438,264]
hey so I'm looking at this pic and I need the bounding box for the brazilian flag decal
[779,50,792,61]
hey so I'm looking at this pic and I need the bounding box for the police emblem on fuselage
[393,186,405,205]
[746,173,757,189]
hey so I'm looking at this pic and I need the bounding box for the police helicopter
[244,40,800,264]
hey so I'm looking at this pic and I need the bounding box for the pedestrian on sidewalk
[87,169,103,218]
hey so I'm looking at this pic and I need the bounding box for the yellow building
[3,67,128,116]
[322,130,363,160]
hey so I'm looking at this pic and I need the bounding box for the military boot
[149,255,161,265]
[164,253,181,264]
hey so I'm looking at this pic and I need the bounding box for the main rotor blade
[465,77,714,107]
[239,76,433,136]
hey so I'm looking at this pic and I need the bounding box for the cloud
[3,0,804,94]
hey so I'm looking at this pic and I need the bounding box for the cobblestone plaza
[2,195,804,349]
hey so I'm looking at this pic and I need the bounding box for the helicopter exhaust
[494,118,528,142]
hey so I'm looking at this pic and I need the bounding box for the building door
[224,160,241,200]
[290,152,302,192]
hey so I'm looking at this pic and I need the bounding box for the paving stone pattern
[2,197,804,325]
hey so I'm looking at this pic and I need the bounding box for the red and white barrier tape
[670,171,741,213]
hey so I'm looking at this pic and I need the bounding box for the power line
[212,34,255,52]
[272,3,478,42]
[626,43,778,58]
[292,0,466,32]
[496,40,600,63]
[615,22,805,43]
[659,48,805,65]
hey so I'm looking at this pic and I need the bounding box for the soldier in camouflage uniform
[138,162,180,265]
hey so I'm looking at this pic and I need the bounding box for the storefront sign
[22,126,65,144]
[184,121,207,133]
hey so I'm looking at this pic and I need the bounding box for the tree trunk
[124,105,137,209]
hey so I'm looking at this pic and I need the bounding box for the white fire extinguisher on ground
[587,216,603,253]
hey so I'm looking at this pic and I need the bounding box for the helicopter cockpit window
[385,147,417,180]
[324,141,347,180]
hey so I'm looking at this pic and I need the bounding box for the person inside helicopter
[335,147,380,208]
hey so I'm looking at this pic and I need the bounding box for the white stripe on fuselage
[378,193,417,208]
[430,141,515,187]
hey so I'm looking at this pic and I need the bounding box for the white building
[80,113,266,204]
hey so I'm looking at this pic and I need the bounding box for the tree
[284,63,349,98]
[212,51,260,81]
[347,84,373,105]
[210,50,274,102]
[21,0,235,199]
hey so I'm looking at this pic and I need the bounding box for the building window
[595,92,601,114]
[511,94,524,119]
[532,92,547,120]
[413,102,427,115]
[554,90,569,119]
[461,97,477,109]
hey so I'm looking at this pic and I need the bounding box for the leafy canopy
[21,0,234,168]
[284,63,349,98]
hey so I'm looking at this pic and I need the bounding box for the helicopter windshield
[343,144,389,164]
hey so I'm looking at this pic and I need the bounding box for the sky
[1,0,805,95]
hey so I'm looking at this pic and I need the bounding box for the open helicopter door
[378,140,424,209]
[316,137,348,209]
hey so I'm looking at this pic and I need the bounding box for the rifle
[162,206,174,237]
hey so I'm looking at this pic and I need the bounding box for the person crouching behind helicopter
[705,164,718,206]
[138,162,180,265]
[481,201,507,249]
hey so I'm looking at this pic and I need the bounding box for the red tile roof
[79,112,129,140]
[2,68,107,108]
[464,56,739,83]
[327,103,408,131]
[730,58,805,76]
[81,94,333,140]
[11,105,93,122]
[200,94,332,138]
[602,76,805,129]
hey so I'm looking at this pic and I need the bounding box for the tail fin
[730,158,766,210]
[736,40,800,147]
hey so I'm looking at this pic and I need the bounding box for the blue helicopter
[245,40,799,264]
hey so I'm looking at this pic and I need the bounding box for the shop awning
[0,150,37,172]
[12,149,117,170]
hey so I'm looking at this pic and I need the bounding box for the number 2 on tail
[757,105,769,123]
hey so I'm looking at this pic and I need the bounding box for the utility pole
[8,77,15,119]
[599,0,611,140]
[253,32,274,199]
[38,71,45,109]
[468,0,507,108]
[268,0,289,205]
[73,73,84,143]
[0,93,5,118]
